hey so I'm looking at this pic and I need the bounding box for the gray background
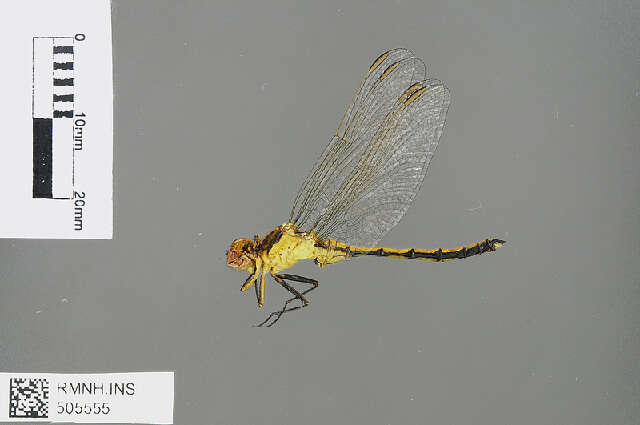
[2,1,639,424]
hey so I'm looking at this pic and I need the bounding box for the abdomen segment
[326,238,506,263]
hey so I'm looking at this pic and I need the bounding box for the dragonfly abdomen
[343,238,506,262]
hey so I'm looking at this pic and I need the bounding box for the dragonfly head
[226,238,257,272]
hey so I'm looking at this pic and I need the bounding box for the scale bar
[33,118,53,198]
[53,94,74,102]
[32,36,74,199]
[53,45,73,54]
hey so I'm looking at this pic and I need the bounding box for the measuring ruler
[0,1,112,239]
[32,35,84,200]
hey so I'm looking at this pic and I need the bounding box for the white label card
[0,372,174,424]
[0,0,113,239]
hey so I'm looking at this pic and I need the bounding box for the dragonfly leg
[253,275,260,304]
[276,274,319,308]
[278,273,319,287]
[240,258,262,293]
[255,274,318,327]
[258,269,267,307]
[241,271,257,291]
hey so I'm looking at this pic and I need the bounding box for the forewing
[290,49,450,247]
[290,49,424,225]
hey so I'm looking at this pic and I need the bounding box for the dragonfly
[226,48,505,326]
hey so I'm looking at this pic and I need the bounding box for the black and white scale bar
[53,45,73,54]
[32,37,74,199]
[33,118,53,198]
[53,62,74,70]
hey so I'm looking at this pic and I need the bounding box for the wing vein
[289,49,450,247]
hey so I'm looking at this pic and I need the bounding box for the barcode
[9,377,50,418]
[1,372,173,424]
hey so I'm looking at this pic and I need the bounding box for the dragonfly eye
[226,238,256,271]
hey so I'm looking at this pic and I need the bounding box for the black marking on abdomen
[316,242,353,255]
[348,239,505,261]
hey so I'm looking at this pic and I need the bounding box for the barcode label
[9,378,50,419]
[0,373,174,424]
[0,0,113,239]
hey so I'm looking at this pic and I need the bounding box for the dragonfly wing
[290,49,450,247]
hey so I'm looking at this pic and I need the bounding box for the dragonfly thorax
[227,223,325,276]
